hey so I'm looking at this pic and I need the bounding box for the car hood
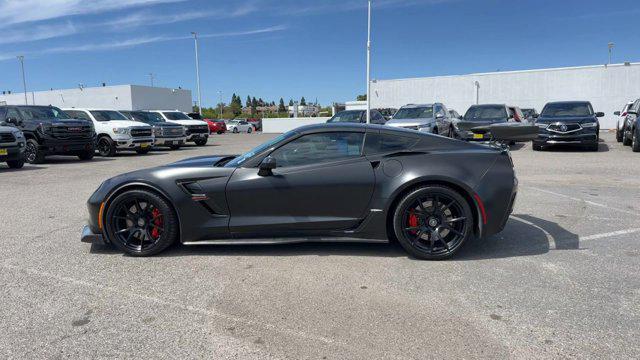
[29,118,93,126]
[164,155,239,168]
[153,122,183,128]
[166,119,207,126]
[459,118,508,125]
[101,120,151,128]
[535,116,597,124]
[386,118,434,126]
[0,125,19,132]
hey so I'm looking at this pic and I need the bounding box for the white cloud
[0,22,77,44]
[279,0,452,16]
[0,0,185,27]
[103,10,220,29]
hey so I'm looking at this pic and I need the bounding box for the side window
[364,133,419,154]
[434,105,444,117]
[6,108,21,120]
[372,111,385,124]
[72,111,91,121]
[271,132,364,168]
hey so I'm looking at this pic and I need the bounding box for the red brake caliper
[151,209,163,239]
[408,210,419,234]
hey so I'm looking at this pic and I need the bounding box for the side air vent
[177,181,225,217]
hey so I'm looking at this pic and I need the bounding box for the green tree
[251,97,258,114]
[357,94,367,101]
[289,99,294,106]
[246,95,252,108]
[278,98,286,112]
[300,97,307,106]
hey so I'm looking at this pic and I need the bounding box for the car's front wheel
[632,127,640,153]
[393,185,473,260]
[97,136,117,157]
[104,189,178,256]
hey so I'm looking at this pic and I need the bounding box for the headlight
[536,123,548,129]
[582,122,598,128]
[112,127,130,135]
[12,130,24,138]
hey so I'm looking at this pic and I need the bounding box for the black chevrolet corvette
[82,123,519,259]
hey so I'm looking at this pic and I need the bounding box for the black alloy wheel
[194,138,208,146]
[393,186,473,260]
[98,137,117,157]
[24,139,45,164]
[104,189,178,256]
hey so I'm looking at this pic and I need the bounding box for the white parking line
[525,186,640,217]
[580,228,640,242]
[510,215,557,250]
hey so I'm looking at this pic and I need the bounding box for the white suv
[148,110,209,146]
[64,109,154,157]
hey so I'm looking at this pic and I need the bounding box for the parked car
[622,98,640,151]
[0,122,26,168]
[533,101,602,151]
[120,111,186,150]
[453,104,524,141]
[326,110,387,125]
[64,108,153,157]
[205,119,227,134]
[81,123,519,260]
[246,118,262,132]
[521,108,539,121]
[377,108,398,121]
[187,112,202,120]
[614,101,634,143]
[226,120,254,133]
[448,109,462,120]
[148,110,209,146]
[386,103,452,135]
[0,105,95,163]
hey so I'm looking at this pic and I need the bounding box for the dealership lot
[1,132,639,359]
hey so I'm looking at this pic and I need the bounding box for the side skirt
[183,237,389,246]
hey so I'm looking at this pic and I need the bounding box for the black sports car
[82,123,518,260]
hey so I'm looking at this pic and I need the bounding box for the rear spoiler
[456,121,539,143]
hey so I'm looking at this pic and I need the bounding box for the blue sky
[0,0,638,107]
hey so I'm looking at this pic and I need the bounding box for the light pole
[191,32,203,116]
[608,42,615,65]
[148,73,155,87]
[474,81,480,104]
[218,90,223,119]
[17,55,27,105]
[366,0,372,124]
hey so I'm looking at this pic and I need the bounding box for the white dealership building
[0,85,193,113]
[369,62,640,129]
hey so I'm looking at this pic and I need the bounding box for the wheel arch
[102,182,182,243]
[385,177,482,242]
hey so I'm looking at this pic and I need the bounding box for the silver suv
[385,103,452,135]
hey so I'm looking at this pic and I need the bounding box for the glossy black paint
[534,101,601,149]
[86,124,517,246]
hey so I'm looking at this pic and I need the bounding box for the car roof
[545,101,591,105]
[400,103,435,108]
[293,122,423,137]
[469,104,506,107]
[62,108,124,111]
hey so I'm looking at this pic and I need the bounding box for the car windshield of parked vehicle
[464,106,507,121]
[225,131,297,168]
[90,110,128,121]
[541,103,593,117]
[132,112,165,123]
[163,112,192,120]
[393,107,434,120]
[522,109,535,117]
[327,111,363,123]
[18,106,70,120]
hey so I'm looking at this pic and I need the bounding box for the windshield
[90,110,128,121]
[522,109,535,117]
[464,106,507,121]
[18,106,70,120]
[225,131,297,168]
[327,111,363,123]
[393,107,434,120]
[131,112,165,123]
[541,103,593,117]
[163,112,192,120]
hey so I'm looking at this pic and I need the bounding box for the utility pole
[366,0,372,124]
[218,90,223,119]
[148,73,155,87]
[608,42,615,65]
[17,55,27,105]
[191,32,203,116]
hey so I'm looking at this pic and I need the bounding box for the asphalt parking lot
[1,132,639,359]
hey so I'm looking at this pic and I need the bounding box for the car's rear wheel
[616,124,623,142]
[98,136,117,157]
[248,127,253,133]
[233,128,239,133]
[194,138,208,146]
[632,127,640,153]
[393,186,473,260]
[104,189,178,256]
[6,159,24,169]
[623,132,632,146]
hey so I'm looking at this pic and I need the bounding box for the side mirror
[436,113,445,119]
[5,117,19,125]
[595,112,605,118]
[258,156,276,176]
[614,111,621,116]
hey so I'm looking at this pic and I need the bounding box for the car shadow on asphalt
[455,214,580,260]
[42,157,117,164]
[0,165,48,172]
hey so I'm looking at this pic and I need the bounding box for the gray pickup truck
[0,124,26,169]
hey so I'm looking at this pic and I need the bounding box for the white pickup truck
[148,110,209,146]
[64,109,154,157]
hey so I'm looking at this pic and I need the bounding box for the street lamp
[191,32,203,116]
[17,55,27,105]
[366,0,372,124]
[608,42,615,65]
[218,90,223,119]
[148,73,155,87]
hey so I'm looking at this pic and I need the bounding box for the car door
[226,131,375,237]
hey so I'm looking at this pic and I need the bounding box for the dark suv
[533,101,602,152]
[622,98,640,151]
[0,105,96,163]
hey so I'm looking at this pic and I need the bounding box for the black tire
[97,136,117,157]
[136,148,150,155]
[248,127,253,134]
[447,126,454,138]
[616,125,623,142]
[623,132,632,146]
[78,150,95,161]
[169,145,181,150]
[217,131,224,135]
[532,144,542,151]
[632,128,640,153]
[24,139,45,164]
[194,138,208,146]
[104,189,179,256]
[587,143,599,152]
[233,128,239,133]
[6,159,24,169]
[393,186,473,260]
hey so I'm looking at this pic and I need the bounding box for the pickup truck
[120,110,187,150]
[0,105,95,164]
[64,109,154,157]
[0,124,26,168]
[148,110,209,146]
